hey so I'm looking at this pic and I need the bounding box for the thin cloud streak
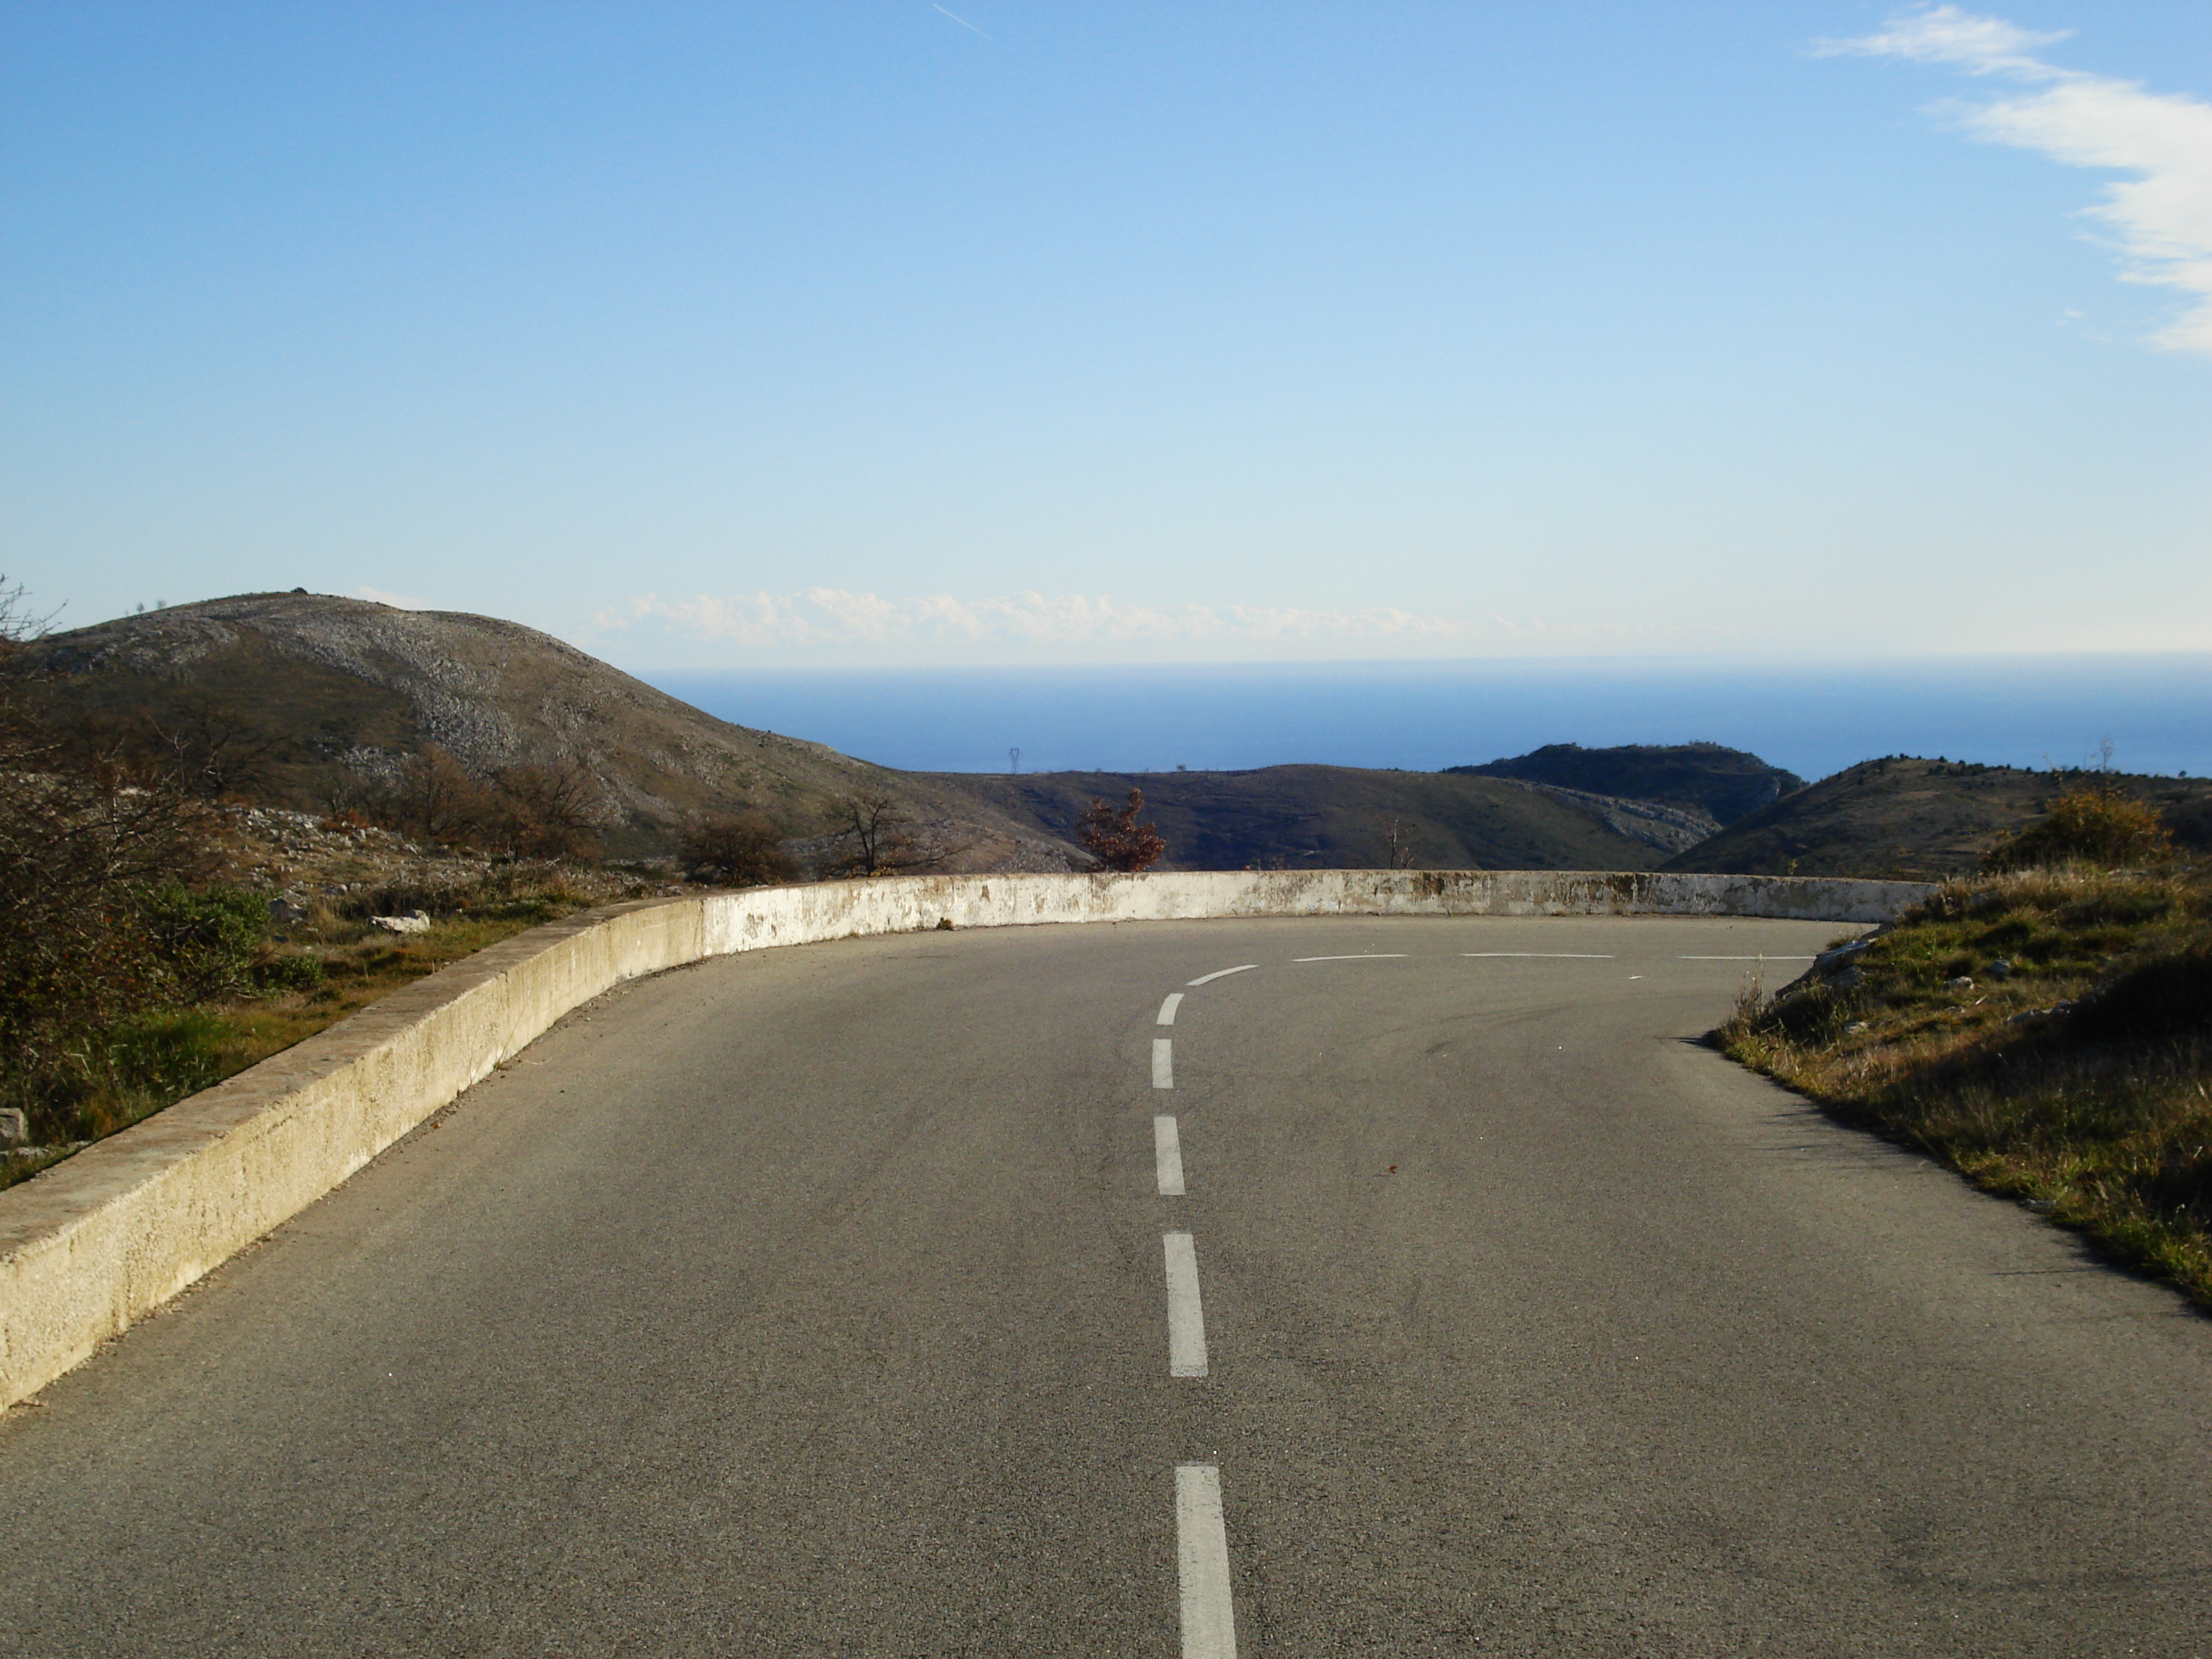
[1818,5,2212,354]
[593,589,1743,657]
[931,4,992,42]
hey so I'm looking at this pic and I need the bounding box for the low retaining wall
[0,868,1929,1407]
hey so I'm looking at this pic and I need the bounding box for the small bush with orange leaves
[1983,782,2175,872]
[1077,788,1166,873]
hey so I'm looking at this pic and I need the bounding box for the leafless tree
[150,690,286,801]
[381,747,483,845]
[820,793,950,878]
[1377,815,1419,869]
[680,811,796,886]
[486,760,603,860]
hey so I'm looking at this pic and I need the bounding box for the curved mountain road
[3,914,2209,1655]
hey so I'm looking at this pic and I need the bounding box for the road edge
[0,868,1928,1407]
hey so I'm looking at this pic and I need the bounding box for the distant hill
[932,765,1692,873]
[1447,742,1804,827]
[1662,757,2212,879]
[19,593,1069,865]
[45,596,2197,882]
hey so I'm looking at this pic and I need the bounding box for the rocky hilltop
[22,592,1071,864]
[1448,742,1805,827]
[22,591,1696,874]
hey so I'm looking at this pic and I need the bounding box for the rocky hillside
[16,591,1700,875]
[21,593,1072,865]
[39,594,2190,881]
[1663,757,2212,879]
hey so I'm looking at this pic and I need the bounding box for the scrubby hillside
[1447,742,1804,826]
[1664,757,2212,880]
[932,765,1691,872]
[22,593,1070,866]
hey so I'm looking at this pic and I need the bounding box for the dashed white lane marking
[1462,952,1614,958]
[1158,992,1184,1025]
[1187,964,1256,986]
[1174,1463,1238,1659]
[1292,953,1409,963]
[1678,954,1816,961]
[1153,1038,1174,1089]
[1154,1115,1186,1196]
[1163,1232,1210,1377]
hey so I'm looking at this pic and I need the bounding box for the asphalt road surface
[4,914,2211,1657]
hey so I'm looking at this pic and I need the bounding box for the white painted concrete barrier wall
[0,868,1928,1407]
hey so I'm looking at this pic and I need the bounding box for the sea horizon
[646,652,2212,786]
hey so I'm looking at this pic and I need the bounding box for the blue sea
[649,655,2212,784]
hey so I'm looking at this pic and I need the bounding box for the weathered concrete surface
[701,868,1930,942]
[0,868,1928,1408]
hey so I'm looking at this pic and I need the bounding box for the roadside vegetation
[0,853,652,1192]
[0,578,683,1191]
[1715,783,2212,1304]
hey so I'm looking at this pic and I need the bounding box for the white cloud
[593,588,1743,658]
[356,585,430,610]
[1817,6,2212,354]
[1815,6,2070,78]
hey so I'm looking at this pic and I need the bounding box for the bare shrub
[680,812,797,887]
[819,793,945,878]
[331,749,605,860]
[484,760,603,861]
[379,747,485,845]
[150,690,287,801]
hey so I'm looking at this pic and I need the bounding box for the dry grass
[1716,868,2212,1303]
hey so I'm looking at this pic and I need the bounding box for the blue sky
[3,2,2207,670]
